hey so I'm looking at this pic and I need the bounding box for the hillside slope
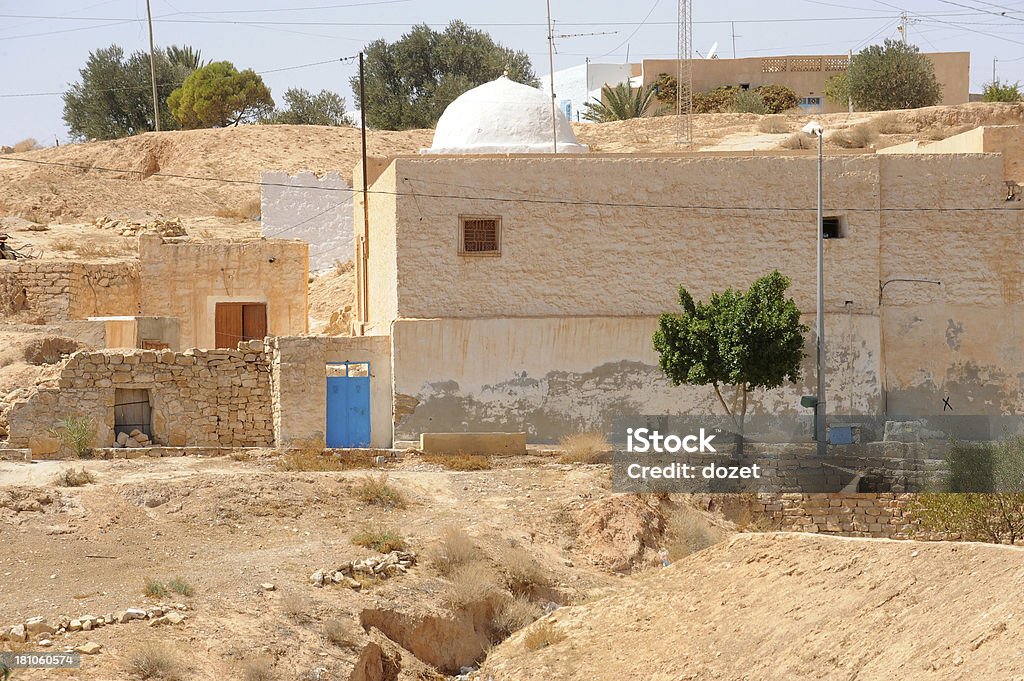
[485,532,1024,681]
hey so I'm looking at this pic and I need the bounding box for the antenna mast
[676,0,692,146]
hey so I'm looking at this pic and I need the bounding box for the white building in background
[538,62,639,122]
[260,170,354,272]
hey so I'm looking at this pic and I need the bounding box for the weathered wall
[269,335,392,448]
[6,342,273,452]
[878,125,1024,183]
[641,52,970,113]
[139,236,308,349]
[260,170,355,271]
[392,315,880,443]
[386,155,882,321]
[0,261,139,321]
[735,494,924,539]
[359,162,399,335]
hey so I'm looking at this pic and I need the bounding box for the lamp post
[803,120,827,456]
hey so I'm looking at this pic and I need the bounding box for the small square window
[822,216,845,239]
[460,216,501,256]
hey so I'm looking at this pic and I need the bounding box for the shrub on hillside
[558,432,611,464]
[829,124,879,149]
[731,89,766,114]
[982,81,1023,103]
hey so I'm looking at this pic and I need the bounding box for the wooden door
[242,303,267,341]
[215,302,267,348]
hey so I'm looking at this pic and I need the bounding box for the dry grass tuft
[756,116,791,134]
[323,618,360,648]
[422,452,492,470]
[665,509,724,561]
[167,576,193,596]
[493,595,543,637]
[443,562,501,609]
[54,467,95,487]
[780,133,813,150]
[495,544,552,595]
[125,642,184,680]
[523,620,565,651]
[143,577,168,598]
[829,124,878,149]
[351,525,407,553]
[279,593,308,622]
[558,432,611,464]
[276,438,375,471]
[214,198,261,221]
[871,112,916,134]
[9,138,41,153]
[51,238,134,259]
[352,473,406,509]
[240,655,275,681]
[430,526,477,576]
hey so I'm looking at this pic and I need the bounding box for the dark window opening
[114,387,152,439]
[739,83,750,90]
[460,216,501,255]
[822,216,845,239]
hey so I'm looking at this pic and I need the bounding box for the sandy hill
[2,102,1021,225]
[485,532,1024,681]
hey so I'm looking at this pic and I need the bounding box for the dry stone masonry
[310,550,417,589]
[6,341,273,453]
[0,260,139,321]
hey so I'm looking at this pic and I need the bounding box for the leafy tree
[652,72,681,106]
[824,73,849,106]
[653,271,807,437]
[846,39,942,111]
[267,88,348,126]
[755,85,799,114]
[582,83,662,122]
[168,61,274,128]
[62,44,201,140]
[911,436,1024,543]
[982,80,1023,103]
[353,21,535,130]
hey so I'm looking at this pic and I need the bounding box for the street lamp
[803,120,827,456]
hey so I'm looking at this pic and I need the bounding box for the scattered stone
[164,611,186,625]
[311,551,416,588]
[74,641,102,655]
[310,570,327,587]
[25,616,55,636]
[38,638,53,647]
[8,624,27,642]
[94,213,185,238]
[260,583,276,591]
[116,432,129,446]
[68,619,82,632]
[123,608,147,621]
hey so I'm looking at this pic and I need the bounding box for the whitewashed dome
[422,76,588,154]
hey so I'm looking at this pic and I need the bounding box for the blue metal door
[326,362,371,448]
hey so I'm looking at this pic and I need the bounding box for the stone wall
[6,342,272,454]
[734,493,923,539]
[0,261,139,321]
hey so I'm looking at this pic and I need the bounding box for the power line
[933,0,1024,22]
[0,56,358,99]
[0,154,1021,215]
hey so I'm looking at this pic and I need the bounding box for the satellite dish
[707,42,719,59]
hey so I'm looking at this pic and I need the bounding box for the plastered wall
[139,236,309,349]
[260,170,355,271]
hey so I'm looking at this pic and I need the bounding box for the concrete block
[420,432,527,456]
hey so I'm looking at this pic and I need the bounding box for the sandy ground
[485,531,1024,681]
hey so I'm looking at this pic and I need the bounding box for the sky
[1,0,1023,145]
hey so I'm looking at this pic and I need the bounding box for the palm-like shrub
[582,83,661,122]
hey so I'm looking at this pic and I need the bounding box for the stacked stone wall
[0,261,139,321]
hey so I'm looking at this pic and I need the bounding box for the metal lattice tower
[676,0,693,146]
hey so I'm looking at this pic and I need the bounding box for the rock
[129,429,142,438]
[165,611,185,625]
[148,616,168,627]
[310,570,326,587]
[68,619,82,631]
[8,624,27,642]
[25,616,55,636]
[74,641,102,655]
[125,437,141,448]
[123,607,147,621]
[117,432,129,446]
[260,583,276,591]
[38,638,53,647]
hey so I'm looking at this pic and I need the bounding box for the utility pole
[731,21,737,59]
[898,11,908,44]
[358,52,369,329]
[993,56,998,84]
[146,0,160,131]
[848,49,854,113]
[545,0,558,153]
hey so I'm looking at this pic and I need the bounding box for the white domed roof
[422,76,588,155]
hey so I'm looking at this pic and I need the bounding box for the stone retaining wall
[6,342,272,454]
[732,493,933,539]
[0,260,140,321]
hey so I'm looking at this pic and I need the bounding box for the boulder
[8,623,27,642]
[125,437,141,448]
[117,432,129,446]
[25,616,55,636]
[74,641,102,655]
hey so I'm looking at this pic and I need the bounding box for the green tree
[653,271,807,437]
[823,73,849,106]
[846,39,942,110]
[911,436,1024,543]
[582,83,662,122]
[982,80,1023,103]
[755,84,799,114]
[168,61,274,128]
[62,44,201,140]
[353,21,535,130]
[267,88,348,126]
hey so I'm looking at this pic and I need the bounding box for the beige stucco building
[638,52,970,113]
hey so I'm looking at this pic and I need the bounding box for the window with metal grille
[460,216,501,255]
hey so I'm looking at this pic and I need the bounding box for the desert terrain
[3,104,1024,680]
